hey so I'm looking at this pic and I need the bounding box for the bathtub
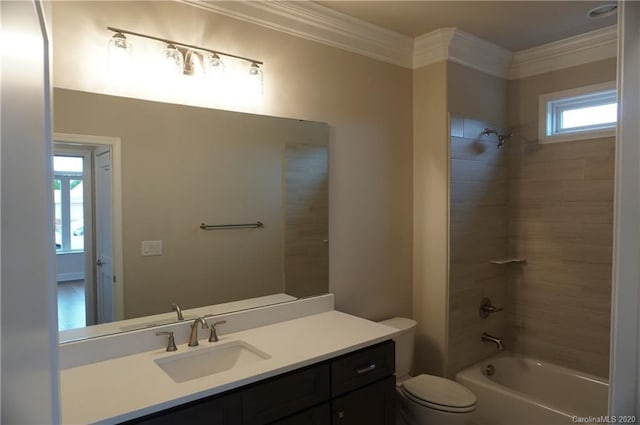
[455,352,609,425]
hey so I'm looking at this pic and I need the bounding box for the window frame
[538,81,617,144]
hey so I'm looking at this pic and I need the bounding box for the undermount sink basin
[154,341,271,383]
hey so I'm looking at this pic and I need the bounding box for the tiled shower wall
[447,115,509,377]
[505,60,616,378]
[506,136,614,378]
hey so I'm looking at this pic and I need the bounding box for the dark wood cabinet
[243,364,330,424]
[331,376,396,425]
[122,340,394,425]
[269,403,331,425]
[123,391,242,425]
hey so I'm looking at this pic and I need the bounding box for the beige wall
[54,88,328,318]
[51,1,413,320]
[447,62,507,129]
[506,59,616,377]
[413,61,449,376]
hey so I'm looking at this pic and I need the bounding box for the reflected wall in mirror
[54,88,329,340]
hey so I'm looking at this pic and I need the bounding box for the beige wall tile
[585,157,616,180]
[563,180,615,201]
[506,60,615,377]
[448,114,508,377]
[513,159,585,181]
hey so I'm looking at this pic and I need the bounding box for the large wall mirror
[54,88,329,342]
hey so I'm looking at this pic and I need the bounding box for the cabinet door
[331,376,395,425]
[124,392,242,425]
[269,403,330,425]
[243,364,330,424]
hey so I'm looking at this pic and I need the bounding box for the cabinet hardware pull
[355,363,376,374]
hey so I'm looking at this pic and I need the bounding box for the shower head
[482,128,512,149]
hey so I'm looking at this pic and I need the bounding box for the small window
[539,82,617,144]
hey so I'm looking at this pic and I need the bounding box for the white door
[95,147,115,323]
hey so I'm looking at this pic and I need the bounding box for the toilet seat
[400,374,477,414]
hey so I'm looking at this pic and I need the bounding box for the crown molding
[181,0,414,68]
[509,25,617,79]
[413,28,512,78]
[181,1,617,79]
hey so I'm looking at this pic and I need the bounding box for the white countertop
[60,310,398,424]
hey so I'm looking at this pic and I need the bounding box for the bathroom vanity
[124,340,395,425]
[59,295,399,424]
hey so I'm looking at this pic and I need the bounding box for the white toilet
[380,317,477,425]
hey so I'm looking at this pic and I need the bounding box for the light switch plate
[141,240,162,256]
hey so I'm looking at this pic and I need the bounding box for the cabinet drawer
[331,375,395,425]
[269,403,330,425]
[331,340,394,397]
[243,364,330,424]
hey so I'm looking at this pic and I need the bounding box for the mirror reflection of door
[94,147,115,323]
[54,148,89,331]
[54,142,115,331]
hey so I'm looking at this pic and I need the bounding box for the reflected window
[54,155,84,252]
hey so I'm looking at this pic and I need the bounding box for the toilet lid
[401,375,477,409]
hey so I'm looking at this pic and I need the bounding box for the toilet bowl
[380,317,477,425]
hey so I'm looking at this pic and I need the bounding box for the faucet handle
[479,297,504,318]
[156,331,177,352]
[203,317,227,342]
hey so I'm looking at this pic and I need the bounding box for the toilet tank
[379,317,417,379]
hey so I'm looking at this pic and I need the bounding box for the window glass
[561,103,617,130]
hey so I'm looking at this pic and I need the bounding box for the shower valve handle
[479,297,504,318]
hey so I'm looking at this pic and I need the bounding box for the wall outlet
[141,240,162,256]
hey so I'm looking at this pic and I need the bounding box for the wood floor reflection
[58,279,85,331]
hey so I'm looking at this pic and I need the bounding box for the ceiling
[314,1,617,51]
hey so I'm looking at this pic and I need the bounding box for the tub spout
[481,332,504,350]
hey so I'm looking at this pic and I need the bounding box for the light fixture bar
[107,26,263,65]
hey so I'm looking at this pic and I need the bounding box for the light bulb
[247,62,263,95]
[205,53,225,81]
[161,44,184,77]
[107,32,132,75]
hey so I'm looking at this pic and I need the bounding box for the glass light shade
[248,62,263,95]
[162,44,184,77]
[107,32,132,74]
[205,53,225,81]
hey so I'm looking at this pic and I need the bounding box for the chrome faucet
[188,317,209,347]
[171,303,184,321]
[481,332,504,350]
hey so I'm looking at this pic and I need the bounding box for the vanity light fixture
[106,26,263,82]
